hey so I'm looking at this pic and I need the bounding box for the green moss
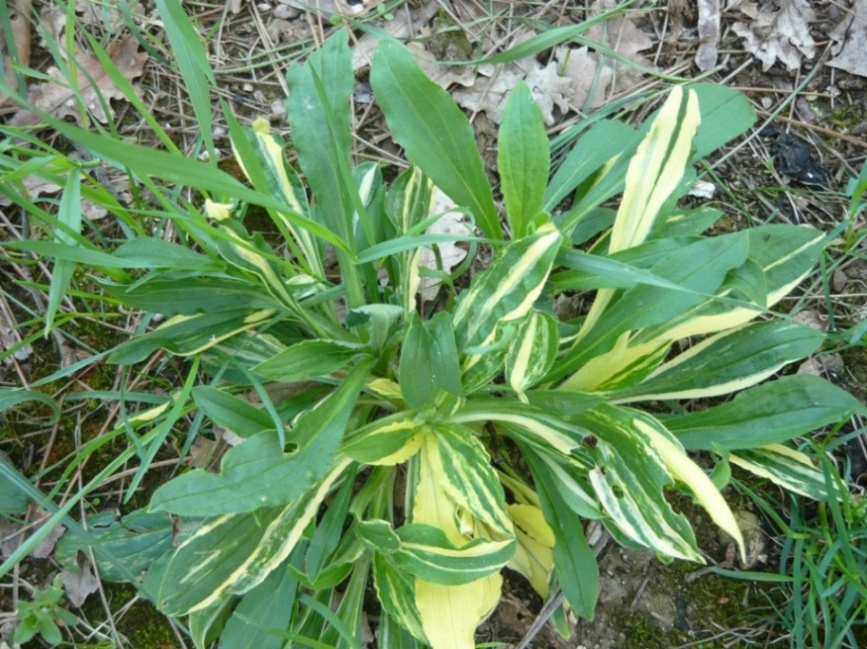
[81,584,180,649]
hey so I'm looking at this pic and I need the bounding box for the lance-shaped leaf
[373,554,428,644]
[730,445,835,501]
[192,386,275,439]
[253,340,368,383]
[158,459,349,616]
[371,39,500,239]
[664,375,865,450]
[507,503,554,597]
[286,29,354,242]
[568,405,703,561]
[628,411,745,560]
[524,448,599,620]
[499,80,550,239]
[453,223,561,356]
[150,360,372,516]
[612,321,824,402]
[399,312,462,412]
[610,86,701,253]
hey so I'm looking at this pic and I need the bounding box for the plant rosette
[36,29,863,649]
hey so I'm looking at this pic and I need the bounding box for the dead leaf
[696,0,721,70]
[59,556,99,607]
[827,0,867,78]
[0,0,32,108]
[352,2,439,71]
[453,59,573,125]
[557,46,615,111]
[732,0,816,71]
[10,34,147,126]
[408,41,475,89]
[419,189,471,302]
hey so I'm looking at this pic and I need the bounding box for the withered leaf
[10,34,147,126]
[732,0,816,71]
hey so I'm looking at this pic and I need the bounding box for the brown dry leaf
[0,0,33,108]
[696,0,721,70]
[731,0,816,71]
[59,556,100,607]
[419,189,471,302]
[452,58,573,125]
[827,0,867,78]
[557,46,615,111]
[352,2,439,71]
[10,34,147,126]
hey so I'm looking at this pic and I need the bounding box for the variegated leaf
[415,573,502,649]
[609,86,701,253]
[612,321,824,402]
[341,416,425,466]
[664,375,864,450]
[571,405,703,560]
[373,554,428,644]
[506,311,559,397]
[158,459,350,616]
[426,424,513,538]
[253,339,368,382]
[452,223,561,356]
[395,524,514,585]
[628,412,745,560]
[730,444,835,501]
[150,360,372,516]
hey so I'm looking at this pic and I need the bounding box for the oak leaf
[10,34,147,126]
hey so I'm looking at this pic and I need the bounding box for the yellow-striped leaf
[506,311,559,397]
[730,444,835,501]
[341,417,425,466]
[613,321,824,402]
[158,459,350,616]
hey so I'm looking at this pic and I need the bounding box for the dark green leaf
[371,40,500,239]
[666,376,865,450]
[399,312,462,411]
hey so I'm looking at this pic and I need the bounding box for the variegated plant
[68,30,862,649]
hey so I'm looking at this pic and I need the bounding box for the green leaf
[219,565,298,649]
[150,360,372,516]
[666,375,865,450]
[506,312,559,395]
[54,510,174,582]
[101,277,282,316]
[0,388,60,424]
[45,168,81,333]
[370,39,500,239]
[39,120,352,255]
[544,119,640,212]
[286,29,354,243]
[192,386,276,438]
[524,448,599,620]
[112,237,224,271]
[499,80,550,238]
[394,523,514,585]
[399,312,462,411]
[614,321,825,402]
[154,0,216,160]
[688,83,756,160]
[253,340,368,382]
[157,460,348,616]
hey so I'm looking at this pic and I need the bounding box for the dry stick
[514,528,612,649]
